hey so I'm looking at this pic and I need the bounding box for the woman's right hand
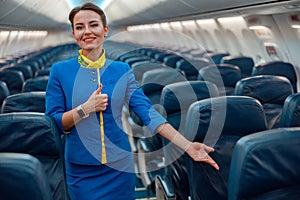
[82,84,108,114]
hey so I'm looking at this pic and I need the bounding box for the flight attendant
[46,2,219,199]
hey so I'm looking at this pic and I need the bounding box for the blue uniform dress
[45,57,166,200]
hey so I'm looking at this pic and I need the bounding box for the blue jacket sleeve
[45,63,65,134]
[125,66,167,134]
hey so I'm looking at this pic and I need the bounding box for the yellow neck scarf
[78,49,106,68]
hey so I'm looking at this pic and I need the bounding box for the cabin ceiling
[0,0,299,31]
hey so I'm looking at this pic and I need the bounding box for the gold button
[92,78,96,82]
[92,70,96,75]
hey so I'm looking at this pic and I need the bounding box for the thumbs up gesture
[82,84,108,114]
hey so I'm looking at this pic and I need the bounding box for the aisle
[135,176,156,200]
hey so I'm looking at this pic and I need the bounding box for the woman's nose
[84,26,92,34]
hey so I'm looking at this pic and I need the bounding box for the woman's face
[72,10,108,53]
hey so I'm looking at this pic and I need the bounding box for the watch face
[77,108,86,118]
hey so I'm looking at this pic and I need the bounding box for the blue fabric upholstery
[221,55,254,78]
[22,76,48,92]
[228,127,300,200]
[0,112,68,200]
[163,55,184,68]
[158,80,219,200]
[0,81,10,106]
[252,61,297,92]
[184,96,267,200]
[0,70,24,94]
[234,75,294,129]
[0,153,53,200]
[198,64,241,95]
[1,91,45,113]
[204,52,230,64]
[176,58,211,80]
[280,93,300,127]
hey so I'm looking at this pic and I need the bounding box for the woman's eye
[91,24,98,27]
[75,26,82,30]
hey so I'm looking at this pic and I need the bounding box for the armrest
[155,175,176,200]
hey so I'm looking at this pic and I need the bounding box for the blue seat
[155,81,219,200]
[22,76,48,92]
[163,55,184,68]
[280,93,300,128]
[131,62,165,83]
[0,112,68,200]
[204,52,230,64]
[0,81,10,106]
[0,152,53,200]
[1,91,45,113]
[0,70,24,94]
[176,58,211,80]
[234,75,294,129]
[221,55,254,78]
[252,61,298,92]
[228,127,300,200]
[185,96,267,200]
[198,64,241,95]
[2,64,33,80]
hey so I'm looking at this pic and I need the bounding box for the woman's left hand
[185,142,219,171]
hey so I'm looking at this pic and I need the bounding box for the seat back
[161,80,219,200]
[228,127,300,200]
[221,55,254,78]
[0,153,53,200]
[252,61,297,92]
[0,70,24,94]
[204,52,230,64]
[0,112,68,200]
[0,81,10,106]
[176,58,211,80]
[22,76,48,92]
[131,62,164,82]
[198,64,241,95]
[184,96,267,200]
[1,91,45,113]
[280,93,300,127]
[234,75,294,129]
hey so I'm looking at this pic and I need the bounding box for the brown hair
[68,2,107,29]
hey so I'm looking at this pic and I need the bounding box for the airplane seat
[155,80,219,200]
[221,55,254,78]
[176,57,211,80]
[154,52,174,62]
[131,62,165,83]
[0,81,10,106]
[35,68,51,77]
[234,75,294,129]
[2,64,33,80]
[123,56,151,66]
[204,52,230,64]
[22,76,49,92]
[134,68,187,192]
[251,61,298,92]
[163,55,184,68]
[0,70,25,94]
[228,127,300,200]
[0,152,53,200]
[280,93,300,128]
[21,59,41,75]
[198,64,242,95]
[0,112,68,200]
[184,96,268,200]
[1,91,45,113]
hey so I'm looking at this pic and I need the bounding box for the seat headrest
[280,93,300,127]
[0,112,62,156]
[229,127,300,200]
[199,64,241,87]
[0,152,53,200]
[161,81,219,114]
[141,68,186,94]
[1,91,45,113]
[234,75,294,105]
[185,96,267,142]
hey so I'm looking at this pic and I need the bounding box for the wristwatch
[77,105,89,119]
